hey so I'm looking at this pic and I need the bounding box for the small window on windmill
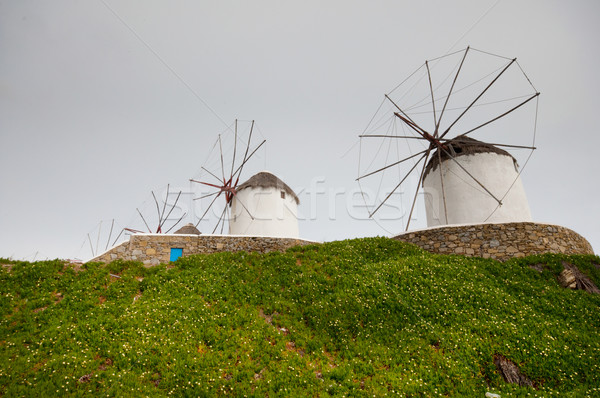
[281,191,286,199]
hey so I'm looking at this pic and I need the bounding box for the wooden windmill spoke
[200,167,223,183]
[230,120,238,178]
[190,179,226,190]
[165,212,187,234]
[194,191,222,228]
[124,227,145,234]
[393,112,430,138]
[232,193,256,220]
[357,148,429,181]
[439,146,503,205]
[385,94,430,138]
[218,134,226,182]
[87,233,95,257]
[369,151,428,218]
[193,191,220,200]
[105,219,115,251]
[232,139,266,181]
[435,46,469,137]
[405,148,432,231]
[460,92,540,137]
[191,120,265,234]
[111,228,125,247]
[221,206,230,234]
[158,191,182,231]
[437,150,449,224]
[236,120,255,180]
[136,208,152,233]
[359,135,428,140]
[446,140,536,150]
[159,184,170,226]
[95,222,102,256]
[426,60,437,127]
[213,204,228,234]
[440,57,517,140]
[151,191,163,232]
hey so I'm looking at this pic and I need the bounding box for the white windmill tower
[229,171,300,238]
[357,47,540,231]
[422,135,532,226]
[190,120,300,238]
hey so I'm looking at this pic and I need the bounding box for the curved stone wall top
[393,222,594,261]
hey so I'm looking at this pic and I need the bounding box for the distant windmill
[190,119,266,234]
[357,46,539,231]
[83,185,186,259]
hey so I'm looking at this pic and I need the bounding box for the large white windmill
[357,46,539,231]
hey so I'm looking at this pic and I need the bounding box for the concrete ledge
[88,234,317,266]
[393,222,594,261]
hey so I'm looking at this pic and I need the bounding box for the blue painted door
[170,248,183,262]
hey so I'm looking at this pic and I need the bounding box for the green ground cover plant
[1,238,599,397]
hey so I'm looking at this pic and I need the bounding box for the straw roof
[174,223,201,235]
[423,135,516,180]
[237,171,300,204]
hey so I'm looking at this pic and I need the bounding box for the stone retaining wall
[90,234,316,266]
[393,222,594,261]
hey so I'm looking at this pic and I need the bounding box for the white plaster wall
[422,152,532,227]
[229,186,299,238]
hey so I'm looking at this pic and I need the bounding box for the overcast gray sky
[1,0,598,260]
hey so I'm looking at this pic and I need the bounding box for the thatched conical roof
[423,135,516,180]
[174,223,201,235]
[237,171,300,204]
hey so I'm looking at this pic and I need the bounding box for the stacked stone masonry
[90,234,315,266]
[393,222,594,261]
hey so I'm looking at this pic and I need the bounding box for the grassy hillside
[1,238,599,397]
